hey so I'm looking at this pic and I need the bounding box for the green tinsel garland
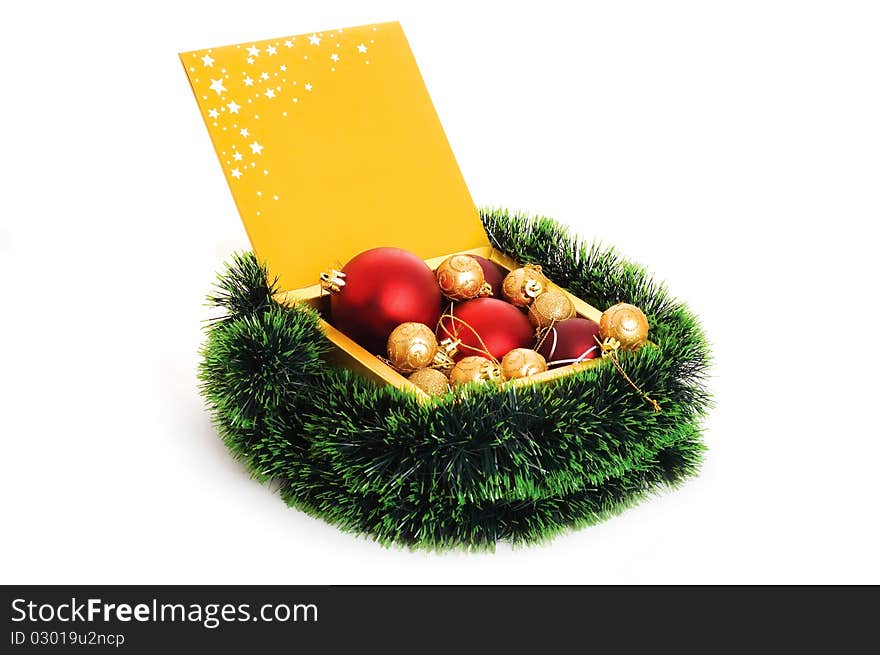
[199,209,712,550]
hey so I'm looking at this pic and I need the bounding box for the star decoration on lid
[186,23,388,225]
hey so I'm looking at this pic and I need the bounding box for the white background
[1,1,878,584]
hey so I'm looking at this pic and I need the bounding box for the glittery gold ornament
[599,303,649,351]
[449,356,502,386]
[501,348,548,380]
[408,368,450,397]
[436,254,491,301]
[387,322,439,373]
[501,264,549,307]
[528,289,576,329]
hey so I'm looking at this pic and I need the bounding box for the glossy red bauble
[469,255,506,298]
[537,318,602,366]
[437,297,534,362]
[330,247,442,354]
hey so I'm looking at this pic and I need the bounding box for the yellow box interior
[273,246,605,400]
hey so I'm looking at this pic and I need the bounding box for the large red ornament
[330,247,442,354]
[437,298,534,362]
[537,318,602,367]
[469,255,505,298]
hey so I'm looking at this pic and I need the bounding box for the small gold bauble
[387,322,439,373]
[501,264,549,307]
[501,348,548,380]
[528,289,576,329]
[599,303,649,351]
[436,255,488,301]
[408,368,450,397]
[449,356,501,386]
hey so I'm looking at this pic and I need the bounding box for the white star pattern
[189,25,387,222]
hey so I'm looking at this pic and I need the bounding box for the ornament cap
[319,269,347,294]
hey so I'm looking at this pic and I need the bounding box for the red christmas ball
[331,247,442,354]
[437,297,534,362]
[469,255,505,298]
[537,318,602,367]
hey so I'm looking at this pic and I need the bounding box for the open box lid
[180,21,489,291]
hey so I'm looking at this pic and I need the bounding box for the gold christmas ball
[501,348,548,380]
[528,289,576,329]
[436,255,487,301]
[408,368,450,397]
[501,264,549,307]
[449,356,501,386]
[387,322,439,373]
[599,303,649,351]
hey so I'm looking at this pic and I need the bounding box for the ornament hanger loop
[438,310,501,365]
[595,336,662,413]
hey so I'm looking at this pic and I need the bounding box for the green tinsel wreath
[199,209,712,550]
